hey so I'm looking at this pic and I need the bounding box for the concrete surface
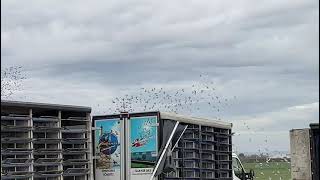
[290,129,312,180]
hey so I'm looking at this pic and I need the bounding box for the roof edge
[160,112,232,129]
[1,100,91,113]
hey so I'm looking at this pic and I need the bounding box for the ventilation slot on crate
[2,158,32,167]
[34,158,62,166]
[63,159,89,166]
[1,172,33,180]
[33,116,59,122]
[1,148,32,155]
[61,125,87,133]
[63,168,90,176]
[34,170,63,178]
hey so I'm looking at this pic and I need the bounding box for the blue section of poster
[95,119,121,170]
[130,116,157,168]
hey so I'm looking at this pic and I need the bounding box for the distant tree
[1,66,26,99]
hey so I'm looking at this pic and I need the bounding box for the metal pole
[172,125,188,151]
[120,115,126,180]
[149,121,180,180]
[120,112,130,180]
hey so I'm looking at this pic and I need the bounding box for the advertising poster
[130,116,158,180]
[95,119,121,180]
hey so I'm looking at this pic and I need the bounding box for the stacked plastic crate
[33,114,63,179]
[164,123,232,180]
[61,116,91,180]
[1,101,93,180]
[214,128,232,179]
[1,112,33,180]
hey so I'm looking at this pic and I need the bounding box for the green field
[243,162,291,180]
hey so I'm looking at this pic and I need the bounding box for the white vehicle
[232,153,255,180]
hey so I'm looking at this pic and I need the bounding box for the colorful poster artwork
[95,119,121,179]
[130,116,158,169]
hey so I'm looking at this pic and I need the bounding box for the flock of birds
[1,66,26,99]
[104,74,236,122]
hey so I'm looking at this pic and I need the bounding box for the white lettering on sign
[102,169,116,176]
[132,168,153,175]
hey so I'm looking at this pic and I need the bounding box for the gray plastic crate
[219,170,231,178]
[218,145,230,153]
[217,154,229,161]
[201,143,214,151]
[201,170,215,179]
[202,126,214,133]
[184,151,200,159]
[201,152,214,161]
[184,131,199,140]
[201,134,214,142]
[183,141,199,149]
[183,170,200,178]
[220,162,230,170]
[184,160,199,168]
[216,136,229,144]
[201,161,215,170]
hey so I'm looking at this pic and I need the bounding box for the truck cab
[232,153,254,180]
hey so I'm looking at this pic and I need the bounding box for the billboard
[95,119,121,180]
[130,116,158,179]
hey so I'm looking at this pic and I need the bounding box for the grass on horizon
[243,162,291,180]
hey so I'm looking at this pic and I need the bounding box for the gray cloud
[1,0,318,153]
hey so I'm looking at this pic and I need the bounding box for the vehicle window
[232,157,244,178]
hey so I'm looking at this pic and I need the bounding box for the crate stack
[164,123,232,180]
[1,101,93,180]
[1,113,33,180]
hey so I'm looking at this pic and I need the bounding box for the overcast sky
[1,0,319,153]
